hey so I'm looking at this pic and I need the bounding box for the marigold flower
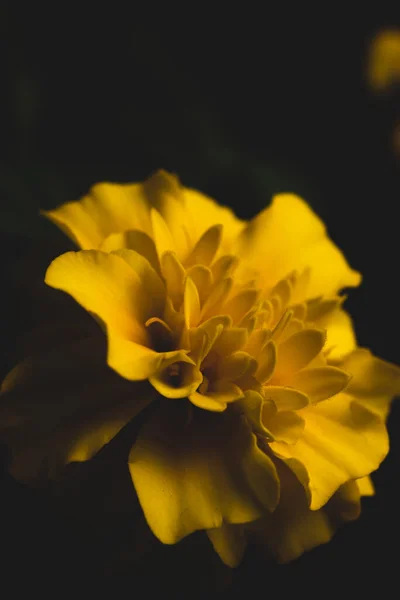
[1,170,399,566]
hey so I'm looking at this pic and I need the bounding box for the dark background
[1,6,399,597]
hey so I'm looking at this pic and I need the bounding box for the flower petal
[100,230,160,272]
[287,366,351,403]
[212,327,248,356]
[151,207,176,257]
[264,409,305,444]
[182,188,245,248]
[0,336,154,481]
[207,524,246,568]
[276,328,326,375]
[219,351,257,381]
[251,465,334,563]
[343,349,400,402]
[325,309,357,360]
[149,353,202,399]
[263,385,310,411]
[160,251,186,308]
[185,224,223,266]
[255,341,277,383]
[356,475,375,496]
[184,276,201,329]
[43,182,151,249]
[189,391,227,412]
[129,402,279,544]
[223,289,259,325]
[186,265,212,304]
[201,277,234,320]
[45,250,147,341]
[112,248,166,315]
[237,193,361,297]
[271,394,389,509]
[107,333,177,381]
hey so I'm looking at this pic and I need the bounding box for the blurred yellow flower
[368,29,400,91]
[1,170,399,565]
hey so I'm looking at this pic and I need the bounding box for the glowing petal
[151,208,176,257]
[101,230,160,272]
[356,475,375,497]
[182,188,245,247]
[45,250,147,341]
[211,255,239,282]
[325,309,357,360]
[42,182,151,249]
[276,329,326,375]
[343,349,400,401]
[107,334,167,380]
[224,289,259,325]
[264,409,305,444]
[184,276,201,329]
[186,265,212,304]
[263,386,309,411]
[238,194,361,297]
[271,394,389,509]
[287,367,351,403]
[160,251,186,307]
[201,277,233,320]
[112,248,166,316]
[185,224,223,266]
[149,354,202,399]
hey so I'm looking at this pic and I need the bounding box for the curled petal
[149,353,202,399]
[271,394,389,509]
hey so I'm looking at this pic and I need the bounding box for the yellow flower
[1,170,399,566]
[367,29,400,92]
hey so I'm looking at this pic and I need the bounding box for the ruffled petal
[42,182,151,249]
[271,393,389,509]
[342,349,400,418]
[237,194,361,297]
[129,402,279,544]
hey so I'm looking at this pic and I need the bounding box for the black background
[1,6,399,597]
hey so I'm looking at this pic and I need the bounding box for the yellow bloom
[1,170,399,566]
